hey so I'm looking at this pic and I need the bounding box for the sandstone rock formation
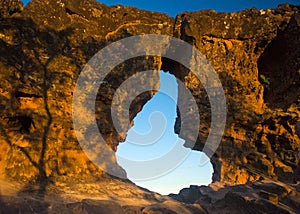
[172,5,300,185]
[0,0,299,213]
[0,0,23,18]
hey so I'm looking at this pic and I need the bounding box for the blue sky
[116,71,213,194]
[98,0,300,17]
[22,0,300,17]
[21,0,299,195]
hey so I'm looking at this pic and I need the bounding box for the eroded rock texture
[0,0,23,18]
[173,5,300,185]
[0,0,173,182]
[0,0,299,213]
[170,180,300,214]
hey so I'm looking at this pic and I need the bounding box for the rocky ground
[0,179,206,213]
[171,180,300,214]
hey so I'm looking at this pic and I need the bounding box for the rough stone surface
[173,4,300,184]
[0,0,172,182]
[170,180,300,214]
[0,0,299,213]
[0,0,23,18]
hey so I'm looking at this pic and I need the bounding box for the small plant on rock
[259,74,271,89]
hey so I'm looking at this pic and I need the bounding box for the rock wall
[173,5,300,184]
[0,0,173,183]
[0,0,23,18]
[0,0,299,193]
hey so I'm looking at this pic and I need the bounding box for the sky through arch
[116,71,213,195]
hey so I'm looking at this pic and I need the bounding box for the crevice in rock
[15,90,42,98]
[258,14,300,110]
[6,114,35,134]
[65,7,79,16]
[65,7,88,21]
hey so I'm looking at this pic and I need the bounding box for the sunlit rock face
[0,0,173,182]
[172,5,300,184]
[0,0,23,18]
[0,0,299,212]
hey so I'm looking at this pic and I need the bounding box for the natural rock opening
[116,71,213,195]
[161,58,221,184]
[0,1,299,212]
[257,13,300,110]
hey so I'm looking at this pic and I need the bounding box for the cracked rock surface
[0,0,299,213]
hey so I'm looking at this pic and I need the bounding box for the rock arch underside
[0,0,299,213]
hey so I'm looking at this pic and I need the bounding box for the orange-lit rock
[0,0,299,213]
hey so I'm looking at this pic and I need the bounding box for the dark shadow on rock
[258,13,300,110]
[0,194,49,214]
[170,181,299,214]
[0,16,75,209]
[67,199,126,214]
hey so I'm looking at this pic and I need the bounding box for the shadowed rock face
[170,180,300,214]
[0,0,299,213]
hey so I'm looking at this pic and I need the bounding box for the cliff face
[0,0,23,17]
[0,0,173,182]
[174,5,300,184]
[0,0,299,213]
